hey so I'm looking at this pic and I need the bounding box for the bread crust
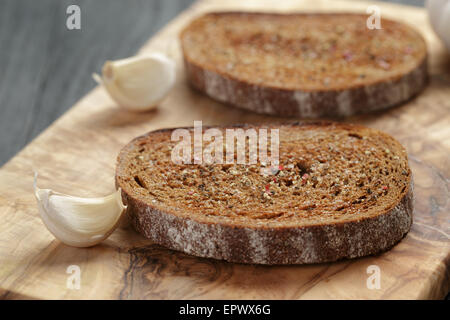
[181,12,428,118]
[116,123,414,265]
[184,57,427,118]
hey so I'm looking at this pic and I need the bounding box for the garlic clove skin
[34,175,127,247]
[93,53,176,111]
[426,0,450,51]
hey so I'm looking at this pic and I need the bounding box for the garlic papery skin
[34,176,127,247]
[93,53,176,111]
[427,0,450,51]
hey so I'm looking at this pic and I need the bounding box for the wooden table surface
[0,0,448,300]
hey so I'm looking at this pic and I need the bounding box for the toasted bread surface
[116,122,413,264]
[180,12,428,117]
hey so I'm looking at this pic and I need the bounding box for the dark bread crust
[116,122,414,265]
[184,57,427,117]
[180,12,428,118]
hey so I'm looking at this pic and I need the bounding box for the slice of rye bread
[115,122,414,265]
[180,12,428,118]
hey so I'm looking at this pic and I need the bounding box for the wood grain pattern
[0,0,448,299]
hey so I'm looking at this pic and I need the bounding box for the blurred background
[0,0,425,166]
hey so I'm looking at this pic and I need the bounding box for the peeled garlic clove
[34,174,127,247]
[93,53,176,111]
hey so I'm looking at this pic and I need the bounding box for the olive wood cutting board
[0,0,448,299]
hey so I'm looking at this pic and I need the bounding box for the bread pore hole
[348,133,363,139]
[296,161,311,175]
[134,175,146,189]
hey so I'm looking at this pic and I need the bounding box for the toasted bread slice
[180,12,427,117]
[116,122,413,264]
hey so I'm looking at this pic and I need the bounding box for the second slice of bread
[180,12,427,117]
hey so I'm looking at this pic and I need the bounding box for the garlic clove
[93,53,176,111]
[34,173,127,247]
[427,0,450,51]
[437,3,450,51]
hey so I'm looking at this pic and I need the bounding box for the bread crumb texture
[181,12,426,90]
[118,122,410,225]
[116,123,413,264]
[180,12,428,118]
